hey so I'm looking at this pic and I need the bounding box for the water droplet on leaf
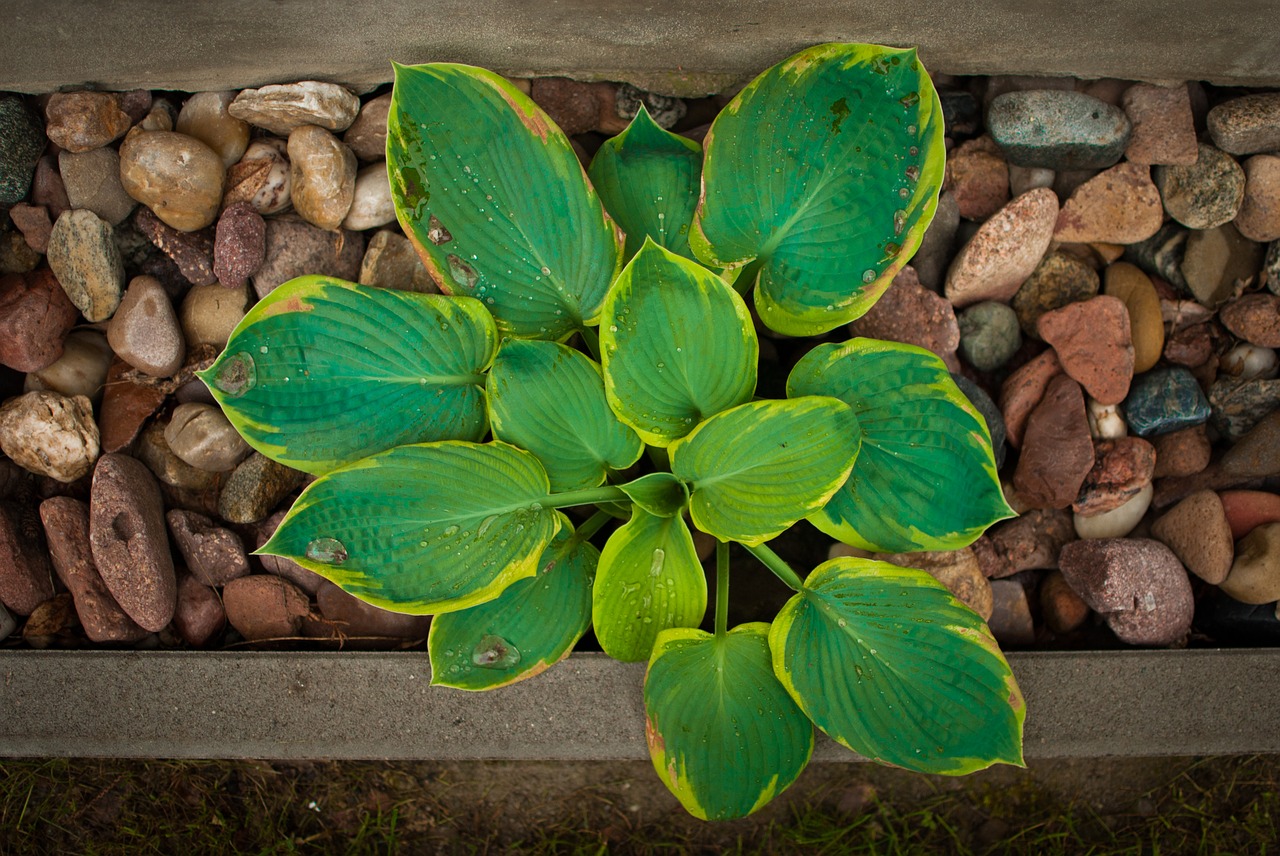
[212,352,257,397]
[306,537,348,564]
[472,634,521,669]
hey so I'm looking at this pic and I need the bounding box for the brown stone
[1163,322,1215,368]
[1037,295,1135,405]
[8,202,53,254]
[0,500,56,616]
[167,509,250,587]
[213,202,266,290]
[175,91,250,168]
[1053,162,1163,244]
[944,188,1058,308]
[1011,252,1100,339]
[1103,262,1164,374]
[133,206,217,286]
[1235,154,1280,242]
[308,582,433,642]
[1040,570,1091,634]
[1220,523,1280,604]
[1073,436,1157,515]
[999,348,1063,448]
[1150,490,1234,584]
[0,268,80,373]
[1058,538,1193,646]
[946,136,1010,221]
[1152,425,1212,478]
[222,575,312,642]
[287,124,357,231]
[172,573,225,646]
[252,510,326,595]
[107,275,186,377]
[228,82,360,137]
[1220,490,1280,539]
[118,129,225,232]
[1220,293,1280,348]
[530,77,603,136]
[874,548,992,620]
[846,267,959,369]
[44,91,130,152]
[1013,375,1096,509]
[343,93,392,161]
[973,508,1076,580]
[97,358,167,453]
[1121,83,1198,166]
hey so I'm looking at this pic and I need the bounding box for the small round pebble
[1234,154,1280,243]
[46,208,125,322]
[1154,144,1245,229]
[1102,262,1164,373]
[1181,223,1266,308]
[987,90,1131,170]
[107,275,185,377]
[1207,93,1280,156]
[343,93,392,162]
[341,161,395,231]
[288,125,357,231]
[43,91,130,153]
[1150,490,1233,584]
[164,402,251,472]
[958,301,1021,371]
[1220,523,1280,604]
[1151,425,1211,478]
[175,91,251,168]
[944,187,1058,308]
[1053,162,1163,244]
[179,283,249,349]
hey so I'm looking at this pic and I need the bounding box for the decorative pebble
[952,374,1007,467]
[222,575,312,642]
[1058,538,1192,646]
[135,420,221,493]
[987,90,1131,170]
[973,508,1075,580]
[1037,295,1135,405]
[1220,410,1280,478]
[1008,164,1055,197]
[166,508,250,586]
[1207,93,1280,156]
[1267,241,1280,294]
[172,574,225,646]
[1040,570,1091,633]
[343,93,392,162]
[253,217,364,298]
[1011,251,1100,338]
[1162,322,1215,368]
[1220,523,1280,604]
[179,283,249,349]
[1208,375,1280,441]
[876,548,992,619]
[228,81,360,136]
[1103,262,1164,373]
[0,95,45,204]
[223,138,292,215]
[0,390,99,482]
[118,129,225,232]
[1220,293,1280,348]
[46,208,124,321]
[1073,436,1156,515]
[0,268,80,373]
[1053,162,1163,244]
[288,124,357,230]
[138,99,175,132]
[8,202,53,254]
[30,154,70,219]
[1124,221,1188,290]
[87,453,177,632]
[1181,223,1265,308]
[986,580,1035,646]
[1151,424,1211,478]
[1234,154,1280,243]
[25,330,112,401]
[1123,366,1211,437]
[1087,398,1127,439]
[310,582,433,641]
[846,267,959,369]
[529,77,603,136]
[1121,83,1198,166]
[341,162,395,231]
[175,91,250,168]
[213,202,266,289]
[218,452,306,524]
[39,497,147,642]
[359,229,438,293]
[164,402,251,472]
[0,500,56,616]
[0,227,40,274]
[1074,482,1153,539]
[0,603,15,641]
[57,147,136,225]
[133,201,217,287]
[107,275,185,377]
[910,191,958,291]
[1221,490,1280,539]
[958,301,1021,371]
[1000,349,1063,447]
[43,91,130,153]
[1013,375,1095,509]
[944,187,1058,308]
[1150,490,1233,584]
[97,358,166,453]
[1154,144,1245,229]
[947,136,1009,221]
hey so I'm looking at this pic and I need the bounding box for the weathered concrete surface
[1,650,1277,759]
[1,0,1279,96]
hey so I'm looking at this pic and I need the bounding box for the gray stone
[229,81,360,136]
[1267,240,1280,295]
[343,93,392,162]
[1208,375,1280,441]
[988,90,1131,170]
[1208,93,1280,156]
[164,402,251,472]
[910,190,958,291]
[358,230,438,293]
[87,453,176,632]
[46,209,125,322]
[107,275,186,377]
[218,453,306,524]
[253,216,364,298]
[0,94,46,205]
[57,148,137,226]
[1154,144,1245,230]
[166,509,250,587]
[0,391,100,482]
[958,301,1021,372]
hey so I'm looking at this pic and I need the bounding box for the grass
[0,755,1277,854]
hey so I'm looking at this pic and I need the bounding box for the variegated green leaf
[770,557,1025,774]
[388,62,623,339]
[588,105,702,262]
[669,397,860,546]
[593,507,705,662]
[487,338,642,492]
[600,240,756,447]
[644,623,813,820]
[428,519,597,690]
[260,442,559,614]
[199,276,496,475]
[618,472,689,518]
[691,43,946,336]
[787,339,1014,552]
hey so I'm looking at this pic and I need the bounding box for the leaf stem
[715,540,729,638]
[744,542,806,592]
[540,485,628,509]
[579,326,602,361]
[570,509,613,545]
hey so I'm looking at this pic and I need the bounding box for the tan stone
[119,129,225,231]
[287,125,357,231]
[1053,162,1163,244]
[1103,262,1164,373]
[176,91,251,168]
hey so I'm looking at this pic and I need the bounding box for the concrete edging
[1,649,1277,760]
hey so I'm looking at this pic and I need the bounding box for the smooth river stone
[944,188,1058,308]
[1220,523,1280,604]
[343,93,392,161]
[1103,262,1164,374]
[341,162,395,231]
[88,453,177,632]
[107,275,185,377]
[1150,489,1233,585]
[1053,162,1163,244]
[1181,223,1265,308]
[1207,93,1280,155]
[988,90,1131,170]
[175,91,251,168]
[119,129,226,232]
[164,402,251,472]
[1123,366,1211,437]
[229,81,360,136]
[288,125,357,231]
[1235,154,1280,243]
[58,147,136,225]
[0,390,100,482]
[46,208,124,321]
[1154,144,1245,230]
[179,283,250,349]
[0,268,79,373]
[1121,83,1198,166]
[223,575,312,642]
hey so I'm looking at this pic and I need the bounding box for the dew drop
[837,618,847,627]
[650,548,666,577]
[861,269,877,284]
[540,266,551,276]
[893,209,907,236]
[443,524,460,537]
[427,215,453,245]
[305,537,348,564]
[477,515,499,537]
[472,634,521,668]
[211,351,257,397]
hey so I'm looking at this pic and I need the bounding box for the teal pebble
[1123,366,1211,436]
[958,301,1022,371]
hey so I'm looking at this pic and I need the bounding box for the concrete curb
[2,650,1276,760]
[2,1,1279,95]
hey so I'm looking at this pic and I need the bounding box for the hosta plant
[200,43,1024,820]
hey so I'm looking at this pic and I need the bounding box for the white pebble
[1088,397,1128,439]
[1074,483,1153,539]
